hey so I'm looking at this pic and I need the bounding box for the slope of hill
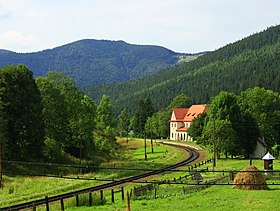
[0,40,186,86]
[82,25,280,114]
[0,49,13,54]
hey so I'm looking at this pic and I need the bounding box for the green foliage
[94,95,117,156]
[196,88,280,158]
[68,94,96,160]
[96,95,116,129]
[117,109,130,138]
[36,74,69,159]
[0,64,45,161]
[0,40,180,87]
[188,113,207,142]
[145,111,170,139]
[131,98,154,137]
[167,93,192,112]
[83,25,280,115]
[238,87,280,148]
[36,72,97,161]
[203,91,258,158]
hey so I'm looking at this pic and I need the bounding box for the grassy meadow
[65,158,280,211]
[1,138,280,210]
[0,138,185,208]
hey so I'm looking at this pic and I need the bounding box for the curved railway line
[1,142,200,210]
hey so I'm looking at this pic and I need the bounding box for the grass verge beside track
[0,138,188,208]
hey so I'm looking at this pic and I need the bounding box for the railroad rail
[1,142,199,210]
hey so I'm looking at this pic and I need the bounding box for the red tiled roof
[184,105,208,122]
[170,108,189,121]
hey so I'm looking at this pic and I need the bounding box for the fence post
[111,189,115,203]
[130,188,133,198]
[122,187,125,200]
[100,190,104,201]
[76,195,79,207]
[32,202,36,211]
[126,191,131,211]
[229,171,234,181]
[154,188,157,199]
[45,196,49,211]
[60,198,65,211]
[89,192,92,207]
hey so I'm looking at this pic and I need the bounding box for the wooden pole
[89,192,92,207]
[100,190,103,201]
[250,154,252,165]
[121,187,125,200]
[0,135,2,188]
[151,139,154,153]
[111,189,115,203]
[212,118,216,170]
[144,131,147,161]
[60,199,65,211]
[45,196,49,211]
[76,195,79,207]
[126,191,131,211]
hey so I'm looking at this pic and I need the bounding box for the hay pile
[233,165,268,190]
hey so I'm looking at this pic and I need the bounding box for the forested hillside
[0,40,183,86]
[83,25,280,114]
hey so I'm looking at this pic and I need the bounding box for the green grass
[64,176,280,211]
[0,138,186,208]
[3,139,280,210]
[64,148,280,211]
[65,183,280,211]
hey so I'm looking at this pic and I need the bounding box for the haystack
[233,165,268,190]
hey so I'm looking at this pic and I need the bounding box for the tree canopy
[83,25,280,115]
[0,65,45,160]
[190,88,280,158]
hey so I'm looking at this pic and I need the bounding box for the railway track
[1,142,199,210]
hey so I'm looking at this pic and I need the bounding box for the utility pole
[144,131,147,161]
[212,118,216,170]
[79,133,84,174]
[0,135,2,188]
[151,139,154,153]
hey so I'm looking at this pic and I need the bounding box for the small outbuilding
[262,152,275,171]
[251,137,267,158]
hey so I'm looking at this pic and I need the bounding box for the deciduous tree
[0,65,45,160]
[117,108,130,139]
[94,95,117,155]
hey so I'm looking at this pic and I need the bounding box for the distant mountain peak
[0,49,14,54]
[0,39,187,86]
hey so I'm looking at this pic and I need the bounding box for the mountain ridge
[0,39,196,86]
[82,25,280,114]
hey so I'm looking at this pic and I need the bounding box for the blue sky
[0,0,279,53]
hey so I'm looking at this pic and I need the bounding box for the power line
[1,160,205,172]
[2,171,280,186]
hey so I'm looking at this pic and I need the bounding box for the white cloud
[0,31,42,52]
